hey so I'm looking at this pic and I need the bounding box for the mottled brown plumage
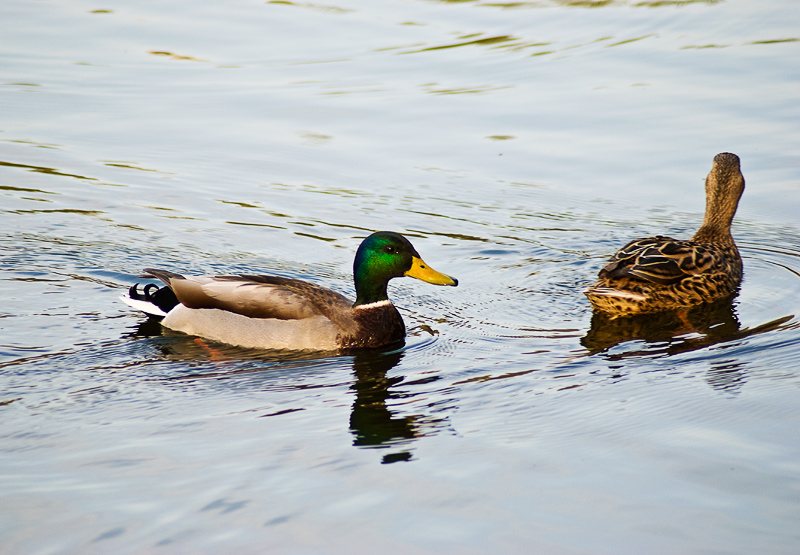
[585,153,745,316]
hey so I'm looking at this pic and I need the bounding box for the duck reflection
[706,359,747,392]
[582,295,793,392]
[128,321,437,463]
[349,348,431,464]
[582,296,742,356]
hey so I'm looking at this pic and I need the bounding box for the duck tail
[121,281,179,318]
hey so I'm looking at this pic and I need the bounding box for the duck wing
[144,268,354,322]
[599,236,720,286]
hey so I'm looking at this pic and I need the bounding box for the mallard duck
[122,231,457,351]
[585,152,745,316]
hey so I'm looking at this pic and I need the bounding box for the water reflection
[582,296,795,384]
[349,349,424,464]
[581,296,743,356]
[132,322,437,463]
[0,159,95,182]
[706,359,746,392]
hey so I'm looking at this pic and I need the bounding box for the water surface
[2,0,799,552]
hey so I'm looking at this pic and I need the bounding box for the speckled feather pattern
[586,236,742,314]
[585,153,745,316]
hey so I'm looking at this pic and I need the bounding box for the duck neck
[692,194,738,245]
[354,283,389,307]
[353,266,390,307]
[692,154,744,246]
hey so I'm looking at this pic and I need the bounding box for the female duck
[123,231,457,350]
[585,152,745,316]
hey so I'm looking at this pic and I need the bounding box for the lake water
[2,0,799,552]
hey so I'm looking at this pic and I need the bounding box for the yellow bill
[405,256,458,286]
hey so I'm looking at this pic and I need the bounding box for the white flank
[120,294,168,317]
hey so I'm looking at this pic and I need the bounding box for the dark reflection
[582,296,795,390]
[706,360,746,392]
[0,159,94,181]
[582,296,743,356]
[132,317,165,338]
[129,320,440,463]
[349,348,435,464]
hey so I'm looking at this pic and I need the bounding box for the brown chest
[337,303,406,349]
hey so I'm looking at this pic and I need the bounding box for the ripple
[1,0,798,550]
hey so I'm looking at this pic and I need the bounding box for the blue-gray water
[2,0,799,552]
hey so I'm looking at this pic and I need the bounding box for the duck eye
[385,246,396,254]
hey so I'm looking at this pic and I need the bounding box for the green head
[352,231,458,306]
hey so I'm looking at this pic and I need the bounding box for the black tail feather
[129,282,180,315]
